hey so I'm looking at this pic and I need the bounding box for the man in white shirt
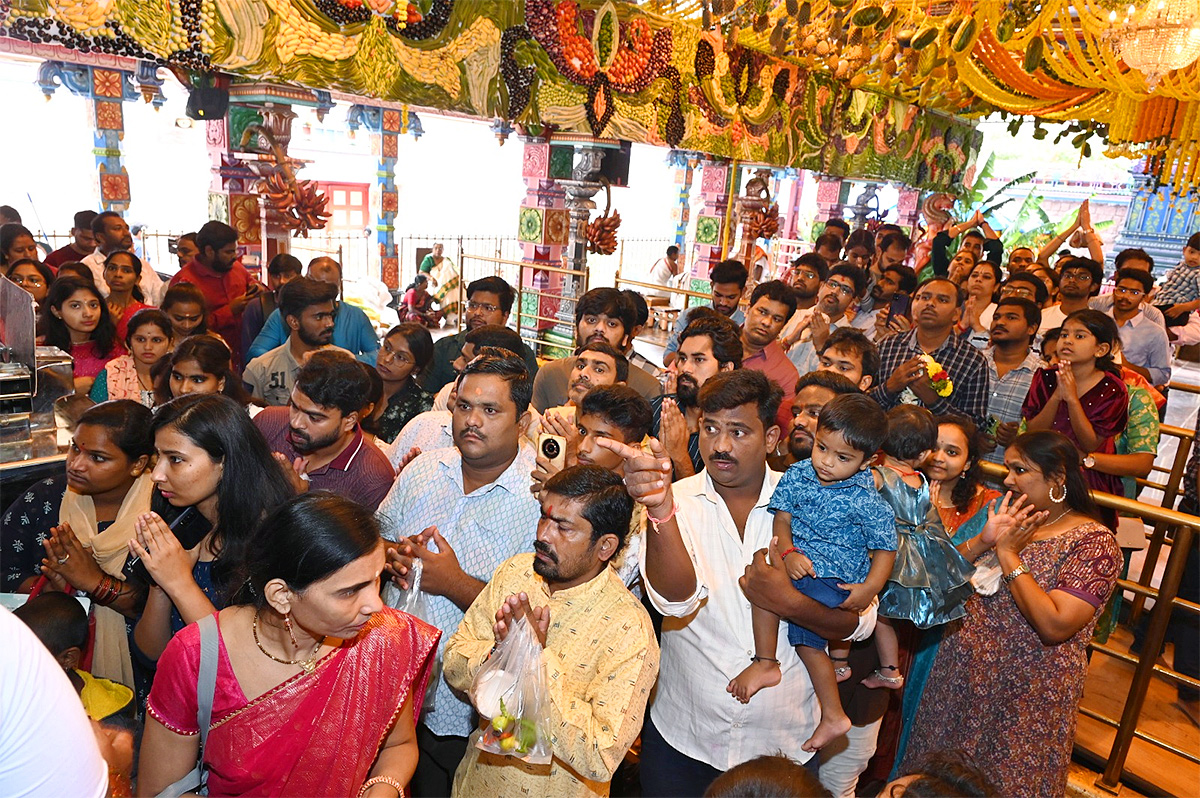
[1039,257,1102,333]
[243,277,348,406]
[647,245,682,300]
[0,607,108,798]
[82,212,165,304]
[601,370,876,796]
[377,350,542,798]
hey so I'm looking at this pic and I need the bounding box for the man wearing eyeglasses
[1105,267,1173,388]
[1039,257,1103,334]
[781,262,867,375]
[420,275,540,394]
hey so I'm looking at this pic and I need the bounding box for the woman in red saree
[137,492,440,797]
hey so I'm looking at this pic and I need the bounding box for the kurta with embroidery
[445,554,659,798]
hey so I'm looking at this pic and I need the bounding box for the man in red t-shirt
[169,220,263,364]
[43,210,98,272]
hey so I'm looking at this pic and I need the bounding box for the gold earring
[284,613,299,648]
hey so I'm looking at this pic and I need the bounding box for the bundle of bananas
[586,209,621,255]
[743,203,780,240]
[258,171,332,237]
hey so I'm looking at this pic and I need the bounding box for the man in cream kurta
[444,467,659,798]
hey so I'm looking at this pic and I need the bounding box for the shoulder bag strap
[155,613,220,798]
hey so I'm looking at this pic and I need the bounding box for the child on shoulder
[728,393,897,752]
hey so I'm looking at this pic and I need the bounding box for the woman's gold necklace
[252,610,325,674]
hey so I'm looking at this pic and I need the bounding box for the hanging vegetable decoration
[241,124,331,236]
[586,179,621,255]
[742,203,780,240]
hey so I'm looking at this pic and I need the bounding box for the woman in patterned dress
[902,430,1120,797]
[370,322,435,444]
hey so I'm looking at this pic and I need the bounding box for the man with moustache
[781,263,867,375]
[253,349,394,511]
[852,263,916,341]
[377,350,542,797]
[243,277,349,406]
[444,466,659,797]
[543,341,629,421]
[245,256,381,365]
[981,297,1043,464]
[418,276,539,393]
[533,288,660,410]
[853,232,913,318]
[1106,266,1173,388]
[873,277,990,427]
[662,259,749,367]
[598,370,877,797]
[769,370,863,471]
[655,313,743,478]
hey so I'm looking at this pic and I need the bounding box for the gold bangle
[359,776,404,797]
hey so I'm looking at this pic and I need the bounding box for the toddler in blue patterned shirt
[728,394,897,753]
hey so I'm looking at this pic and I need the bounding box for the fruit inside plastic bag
[469,615,552,764]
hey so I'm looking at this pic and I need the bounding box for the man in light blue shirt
[662,259,748,367]
[376,350,541,797]
[245,256,380,364]
[1104,267,1173,387]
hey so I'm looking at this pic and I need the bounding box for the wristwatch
[1002,563,1030,585]
[1082,454,1096,469]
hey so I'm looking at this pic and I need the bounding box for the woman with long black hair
[903,430,1120,796]
[130,393,294,661]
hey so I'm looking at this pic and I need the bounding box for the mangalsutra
[252,609,325,674]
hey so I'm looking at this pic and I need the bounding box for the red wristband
[779,546,801,561]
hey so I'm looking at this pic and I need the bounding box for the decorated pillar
[347,105,421,291]
[896,187,922,237]
[690,158,734,301]
[206,106,264,266]
[813,176,847,237]
[36,61,166,213]
[785,169,806,240]
[517,139,571,354]
[667,150,698,249]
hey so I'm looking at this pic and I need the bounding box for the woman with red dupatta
[137,492,440,797]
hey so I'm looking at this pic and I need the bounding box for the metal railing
[456,251,588,358]
[978,460,1200,793]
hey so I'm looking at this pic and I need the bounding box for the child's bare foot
[726,658,781,704]
[801,712,852,751]
[862,665,905,690]
[832,657,852,683]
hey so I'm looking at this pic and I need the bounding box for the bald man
[244,257,380,365]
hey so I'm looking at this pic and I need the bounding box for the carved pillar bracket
[37,60,140,212]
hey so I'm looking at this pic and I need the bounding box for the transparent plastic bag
[382,558,441,712]
[469,615,552,765]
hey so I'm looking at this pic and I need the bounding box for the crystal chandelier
[1109,0,1200,88]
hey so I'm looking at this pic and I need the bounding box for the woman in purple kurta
[902,432,1120,797]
